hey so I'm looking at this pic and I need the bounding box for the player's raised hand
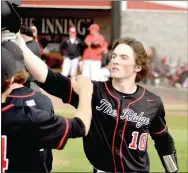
[15,32,27,50]
[71,75,93,136]
[71,75,93,96]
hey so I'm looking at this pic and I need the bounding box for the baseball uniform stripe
[68,78,73,104]
[57,118,69,149]
[120,88,146,172]
[150,125,167,135]
[104,81,119,173]
[8,90,36,98]
[2,104,15,112]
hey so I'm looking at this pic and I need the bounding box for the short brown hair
[111,37,149,83]
[14,69,29,84]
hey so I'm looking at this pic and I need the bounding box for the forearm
[23,47,48,83]
[153,132,179,172]
[74,93,92,136]
[158,151,178,173]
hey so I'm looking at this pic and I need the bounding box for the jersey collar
[105,80,144,100]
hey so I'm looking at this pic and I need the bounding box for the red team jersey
[83,34,107,61]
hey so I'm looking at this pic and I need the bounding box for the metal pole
[111,1,121,43]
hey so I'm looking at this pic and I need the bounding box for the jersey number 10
[128,131,148,151]
[1,136,9,172]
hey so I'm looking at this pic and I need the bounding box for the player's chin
[111,72,122,79]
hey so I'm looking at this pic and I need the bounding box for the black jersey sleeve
[149,100,167,135]
[38,68,79,108]
[149,99,178,173]
[27,107,85,149]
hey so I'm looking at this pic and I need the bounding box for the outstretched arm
[19,36,48,83]
[149,100,179,173]
[2,31,48,83]
[30,76,93,149]
[15,33,79,107]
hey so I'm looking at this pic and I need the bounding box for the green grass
[52,109,188,172]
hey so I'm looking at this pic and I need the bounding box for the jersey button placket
[119,96,128,172]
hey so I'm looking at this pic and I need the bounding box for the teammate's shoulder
[2,103,27,113]
[22,106,52,123]
[2,104,38,121]
[34,90,51,100]
[7,87,34,97]
[34,91,53,105]
[1,103,15,112]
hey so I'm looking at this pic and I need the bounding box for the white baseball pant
[82,60,101,81]
[61,57,80,77]
[99,68,111,81]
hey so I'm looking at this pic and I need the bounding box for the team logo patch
[96,99,150,128]
[26,99,36,107]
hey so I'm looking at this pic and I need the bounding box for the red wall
[21,1,111,8]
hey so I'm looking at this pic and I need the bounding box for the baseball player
[60,26,86,77]
[2,41,54,172]
[1,44,93,172]
[20,25,42,91]
[31,25,39,42]
[82,23,108,81]
[6,33,179,173]
[20,25,41,58]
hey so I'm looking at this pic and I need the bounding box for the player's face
[69,32,77,37]
[90,30,97,35]
[31,27,37,37]
[110,43,141,80]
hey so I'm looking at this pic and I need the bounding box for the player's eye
[121,55,128,60]
[111,54,116,59]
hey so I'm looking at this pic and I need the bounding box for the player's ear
[10,76,15,85]
[6,77,15,89]
[135,65,142,72]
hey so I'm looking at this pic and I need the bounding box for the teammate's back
[6,86,54,172]
[2,101,89,172]
[6,86,54,113]
[2,104,48,172]
[1,42,93,173]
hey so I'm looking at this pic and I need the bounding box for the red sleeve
[84,35,91,44]
[98,35,107,48]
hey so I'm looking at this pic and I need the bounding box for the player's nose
[112,56,119,65]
